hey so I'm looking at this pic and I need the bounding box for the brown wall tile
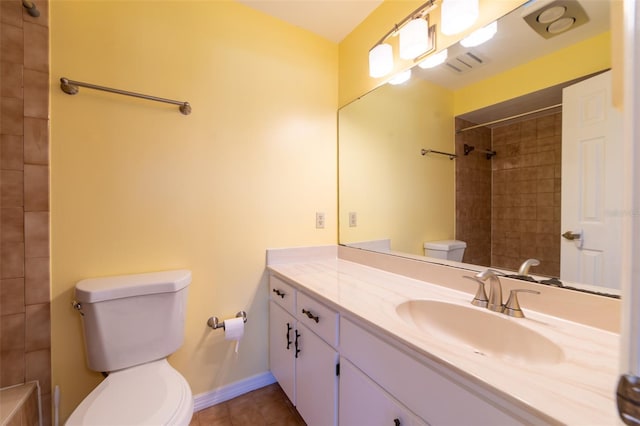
[25,348,51,392]
[25,257,49,304]
[1,1,24,27]
[1,61,23,99]
[23,117,48,165]
[23,0,49,26]
[24,164,48,211]
[1,278,25,315]
[1,134,24,170]
[1,97,25,135]
[1,169,23,207]
[0,312,25,351]
[0,349,25,387]
[1,207,24,243]
[1,24,24,64]
[23,69,48,118]
[24,211,49,258]
[1,242,25,278]
[23,22,48,73]
[25,303,50,351]
[0,0,50,412]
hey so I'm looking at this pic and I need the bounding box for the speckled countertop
[267,248,620,425]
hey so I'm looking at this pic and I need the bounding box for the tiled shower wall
[1,0,52,424]
[491,113,562,277]
[455,118,492,267]
[455,113,562,278]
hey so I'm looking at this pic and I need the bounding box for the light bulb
[369,43,393,78]
[388,69,412,85]
[460,21,498,47]
[399,18,430,60]
[418,49,448,69]
[441,0,479,35]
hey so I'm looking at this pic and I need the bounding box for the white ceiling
[236,0,383,43]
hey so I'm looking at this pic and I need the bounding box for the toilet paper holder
[207,311,247,330]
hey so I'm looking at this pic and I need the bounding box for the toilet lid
[66,359,193,426]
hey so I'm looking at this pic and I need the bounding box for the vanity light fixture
[460,21,498,47]
[399,17,431,60]
[441,0,479,35]
[388,69,412,85]
[368,0,437,78]
[418,48,448,69]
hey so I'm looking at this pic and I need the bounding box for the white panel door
[561,71,623,289]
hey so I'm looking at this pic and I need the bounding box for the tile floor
[189,383,306,426]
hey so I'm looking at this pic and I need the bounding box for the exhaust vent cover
[522,0,589,39]
[445,51,487,74]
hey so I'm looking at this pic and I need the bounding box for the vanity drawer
[297,291,339,347]
[269,276,296,315]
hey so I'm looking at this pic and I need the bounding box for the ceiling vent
[445,51,486,74]
[522,0,589,39]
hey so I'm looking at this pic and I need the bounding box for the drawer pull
[286,322,292,350]
[272,288,286,298]
[295,330,301,358]
[394,419,401,426]
[302,309,320,323]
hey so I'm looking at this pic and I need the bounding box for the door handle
[562,230,583,248]
[562,231,581,240]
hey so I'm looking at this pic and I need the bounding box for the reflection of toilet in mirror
[424,240,467,262]
[66,269,193,426]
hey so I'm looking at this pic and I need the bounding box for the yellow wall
[50,0,337,420]
[338,0,525,107]
[454,31,612,115]
[339,79,454,254]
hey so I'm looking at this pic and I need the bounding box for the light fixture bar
[370,0,438,50]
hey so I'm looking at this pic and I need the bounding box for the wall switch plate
[349,212,357,227]
[316,212,325,229]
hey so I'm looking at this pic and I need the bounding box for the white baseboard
[193,371,277,412]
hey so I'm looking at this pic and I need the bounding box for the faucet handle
[462,276,489,308]
[504,289,540,318]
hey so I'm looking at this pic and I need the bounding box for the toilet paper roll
[224,317,245,353]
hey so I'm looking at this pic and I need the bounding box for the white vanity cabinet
[340,318,535,426]
[268,275,339,426]
[339,358,428,426]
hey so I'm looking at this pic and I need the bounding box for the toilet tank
[75,269,191,373]
[423,240,466,262]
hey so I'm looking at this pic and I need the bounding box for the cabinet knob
[272,288,286,298]
[302,308,320,323]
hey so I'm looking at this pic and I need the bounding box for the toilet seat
[66,359,193,426]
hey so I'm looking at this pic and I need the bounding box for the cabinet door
[269,301,296,404]
[295,322,338,426]
[339,358,427,426]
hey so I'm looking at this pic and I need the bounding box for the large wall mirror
[338,0,620,296]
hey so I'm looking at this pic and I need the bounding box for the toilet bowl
[66,269,193,425]
[424,240,467,262]
[66,359,193,426]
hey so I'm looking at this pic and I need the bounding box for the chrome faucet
[475,269,504,312]
[517,258,540,276]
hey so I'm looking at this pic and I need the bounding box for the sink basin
[396,300,564,365]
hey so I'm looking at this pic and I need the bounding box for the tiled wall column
[455,118,492,267]
[0,0,51,424]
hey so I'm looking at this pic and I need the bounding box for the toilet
[423,240,467,262]
[66,269,194,426]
